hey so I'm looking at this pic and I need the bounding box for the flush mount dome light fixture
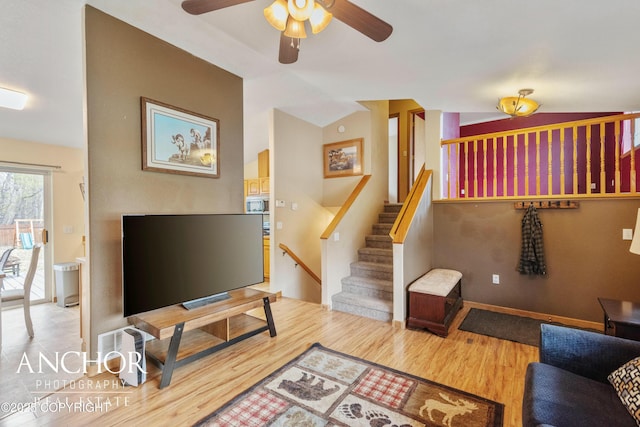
[497,88,540,118]
[0,86,28,110]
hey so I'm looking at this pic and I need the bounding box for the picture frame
[141,97,220,178]
[323,138,364,178]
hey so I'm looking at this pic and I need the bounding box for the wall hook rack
[514,200,579,210]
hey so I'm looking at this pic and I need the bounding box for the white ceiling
[2,0,640,163]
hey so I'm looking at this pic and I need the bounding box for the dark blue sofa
[523,324,640,427]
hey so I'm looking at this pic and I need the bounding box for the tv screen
[122,214,264,317]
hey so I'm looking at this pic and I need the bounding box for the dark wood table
[598,297,640,340]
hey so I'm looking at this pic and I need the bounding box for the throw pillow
[609,356,640,426]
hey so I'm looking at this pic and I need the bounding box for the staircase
[331,203,402,322]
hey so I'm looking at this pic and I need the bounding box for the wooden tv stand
[128,287,277,388]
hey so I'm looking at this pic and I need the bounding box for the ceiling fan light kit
[287,0,315,21]
[497,88,540,118]
[284,15,307,39]
[183,0,393,64]
[264,0,288,31]
[309,3,332,34]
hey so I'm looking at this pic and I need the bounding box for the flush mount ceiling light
[497,88,540,118]
[0,86,27,110]
[181,0,392,64]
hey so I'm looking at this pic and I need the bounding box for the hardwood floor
[1,297,549,427]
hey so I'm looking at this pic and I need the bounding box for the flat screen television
[121,213,264,317]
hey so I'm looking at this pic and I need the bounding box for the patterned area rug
[194,343,503,427]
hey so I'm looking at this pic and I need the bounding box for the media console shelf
[128,287,277,388]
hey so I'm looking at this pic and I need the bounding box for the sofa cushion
[524,362,636,427]
[608,356,640,426]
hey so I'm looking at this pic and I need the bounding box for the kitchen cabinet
[259,177,269,194]
[246,179,260,196]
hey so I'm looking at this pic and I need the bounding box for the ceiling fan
[181,0,393,64]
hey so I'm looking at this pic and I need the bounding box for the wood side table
[598,297,640,340]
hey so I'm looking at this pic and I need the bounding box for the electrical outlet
[623,229,633,241]
[492,274,500,285]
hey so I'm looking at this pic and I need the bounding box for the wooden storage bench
[407,268,463,337]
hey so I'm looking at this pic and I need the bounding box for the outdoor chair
[1,244,41,337]
[0,248,15,289]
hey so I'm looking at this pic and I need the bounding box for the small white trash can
[54,262,79,307]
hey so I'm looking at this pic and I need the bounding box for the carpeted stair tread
[358,247,393,264]
[365,235,392,249]
[378,212,399,223]
[340,276,393,300]
[350,261,393,281]
[383,203,403,213]
[341,275,392,289]
[332,201,401,323]
[372,223,393,235]
[332,291,393,322]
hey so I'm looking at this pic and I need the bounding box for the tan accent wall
[433,199,640,322]
[85,6,243,355]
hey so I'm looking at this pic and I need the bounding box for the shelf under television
[128,288,277,388]
[144,314,269,364]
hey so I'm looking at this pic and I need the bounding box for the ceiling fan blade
[181,0,255,15]
[279,33,299,64]
[325,0,392,42]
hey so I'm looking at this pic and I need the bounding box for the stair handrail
[389,165,432,244]
[278,243,321,285]
[320,175,372,240]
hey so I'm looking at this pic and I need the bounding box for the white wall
[388,116,398,203]
[271,109,332,301]
[424,110,443,200]
[322,110,374,206]
[392,173,434,322]
[244,160,258,179]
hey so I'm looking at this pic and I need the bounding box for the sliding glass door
[0,167,51,303]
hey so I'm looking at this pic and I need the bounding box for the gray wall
[433,199,640,322]
[85,6,244,355]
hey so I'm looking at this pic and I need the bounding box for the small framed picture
[323,138,364,178]
[141,97,220,178]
